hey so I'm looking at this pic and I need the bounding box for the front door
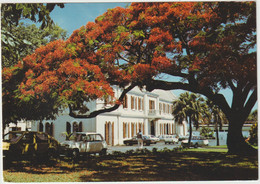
[150,121,155,135]
[105,122,114,146]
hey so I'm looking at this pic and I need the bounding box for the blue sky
[50,3,128,36]
[49,3,257,111]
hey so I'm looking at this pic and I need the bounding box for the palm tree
[172,92,206,146]
[206,100,228,146]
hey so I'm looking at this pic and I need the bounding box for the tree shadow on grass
[3,151,258,181]
[78,152,258,181]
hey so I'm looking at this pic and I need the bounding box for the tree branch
[244,87,257,117]
[241,82,255,104]
[69,83,136,119]
[146,79,231,116]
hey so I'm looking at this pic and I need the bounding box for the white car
[181,136,209,148]
[147,135,160,144]
[60,132,107,159]
[157,135,167,141]
[164,135,179,144]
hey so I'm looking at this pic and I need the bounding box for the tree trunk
[188,116,192,146]
[227,115,257,155]
[215,123,219,146]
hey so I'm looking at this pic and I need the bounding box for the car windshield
[76,134,86,141]
[3,132,23,143]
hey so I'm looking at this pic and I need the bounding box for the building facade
[31,86,187,145]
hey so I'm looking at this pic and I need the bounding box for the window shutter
[123,122,126,138]
[66,122,71,134]
[50,122,54,137]
[112,122,114,146]
[125,95,128,108]
[131,96,134,109]
[128,123,130,138]
[79,122,83,132]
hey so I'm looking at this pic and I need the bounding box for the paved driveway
[107,142,181,154]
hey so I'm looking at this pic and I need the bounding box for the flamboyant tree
[3,2,256,155]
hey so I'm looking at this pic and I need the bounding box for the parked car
[3,131,60,160]
[178,135,190,141]
[181,136,209,148]
[147,135,160,144]
[123,136,152,146]
[59,132,107,159]
[164,135,179,144]
[157,135,167,142]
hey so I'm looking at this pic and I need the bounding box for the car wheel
[99,149,107,156]
[194,143,198,148]
[71,149,79,160]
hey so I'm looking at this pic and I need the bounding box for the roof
[129,86,177,102]
[151,89,178,102]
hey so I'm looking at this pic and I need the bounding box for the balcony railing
[148,109,158,116]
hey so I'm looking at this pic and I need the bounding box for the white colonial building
[31,86,188,145]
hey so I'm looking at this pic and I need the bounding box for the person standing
[137,129,143,149]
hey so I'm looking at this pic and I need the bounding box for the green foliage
[173,92,206,128]
[200,126,214,138]
[247,109,258,121]
[1,3,64,29]
[249,122,258,145]
[2,22,67,68]
[1,3,66,68]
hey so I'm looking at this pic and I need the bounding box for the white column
[144,94,148,116]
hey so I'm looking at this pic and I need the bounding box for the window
[163,103,166,113]
[135,97,137,110]
[131,96,134,109]
[95,134,102,141]
[123,122,128,139]
[11,127,21,131]
[66,122,71,134]
[123,95,128,109]
[131,96,139,110]
[159,103,162,114]
[45,122,53,136]
[21,133,33,144]
[73,122,79,132]
[79,122,83,132]
[149,100,155,110]
[45,122,50,135]
[39,122,44,132]
[86,134,103,141]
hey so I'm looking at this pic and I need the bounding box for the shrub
[200,126,215,138]
[249,122,258,146]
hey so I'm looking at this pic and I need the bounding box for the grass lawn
[3,148,258,182]
[185,145,228,152]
